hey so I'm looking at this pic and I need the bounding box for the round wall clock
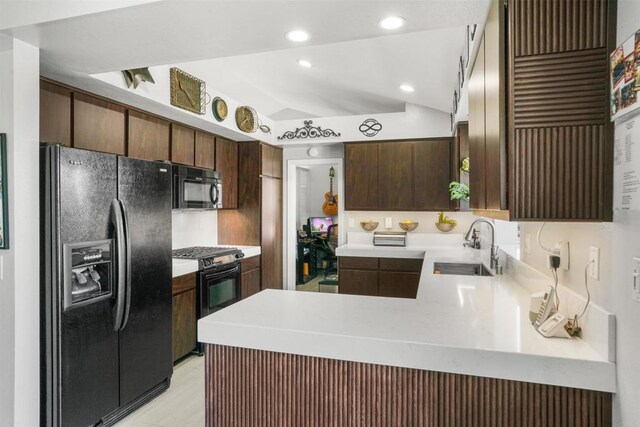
[212,97,228,122]
[235,106,258,133]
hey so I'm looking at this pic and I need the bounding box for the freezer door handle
[111,199,127,331]
[119,199,132,331]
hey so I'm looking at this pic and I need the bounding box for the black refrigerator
[40,144,173,427]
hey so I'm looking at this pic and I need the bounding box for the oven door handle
[205,266,240,281]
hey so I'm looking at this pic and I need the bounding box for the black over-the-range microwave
[172,165,223,210]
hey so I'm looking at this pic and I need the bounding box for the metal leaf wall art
[277,120,341,140]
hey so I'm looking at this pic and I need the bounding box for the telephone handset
[538,312,571,338]
[533,286,556,328]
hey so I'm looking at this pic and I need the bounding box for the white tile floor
[114,355,205,427]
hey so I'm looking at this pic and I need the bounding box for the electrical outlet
[633,257,640,303]
[385,217,392,229]
[348,218,355,227]
[589,246,600,280]
[524,234,531,254]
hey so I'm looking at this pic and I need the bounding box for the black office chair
[322,224,338,279]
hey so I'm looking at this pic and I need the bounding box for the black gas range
[172,246,245,354]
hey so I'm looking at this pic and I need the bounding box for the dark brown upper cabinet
[468,0,615,221]
[127,110,170,161]
[261,144,282,179]
[40,80,72,146]
[73,92,126,155]
[195,131,216,170]
[171,124,195,166]
[215,137,238,209]
[345,140,453,211]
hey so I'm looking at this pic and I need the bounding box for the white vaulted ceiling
[2,0,490,119]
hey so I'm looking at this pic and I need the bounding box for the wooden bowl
[360,221,379,231]
[435,222,456,232]
[399,222,419,232]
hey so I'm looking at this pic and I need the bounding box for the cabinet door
[195,131,216,170]
[261,144,282,178]
[74,92,126,155]
[338,269,378,296]
[469,35,487,210]
[379,142,413,210]
[171,124,195,166]
[379,272,420,299]
[215,138,239,209]
[127,110,170,161]
[172,289,196,362]
[345,143,379,210]
[40,80,71,146]
[261,176,283,289]
[241,268,261,299]
[413,139,453,210]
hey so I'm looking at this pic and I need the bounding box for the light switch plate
[589,246,600,279]
[385,217,392,229]
[633,257,640,303]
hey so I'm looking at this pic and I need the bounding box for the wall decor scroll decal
[359,118,383,137]
[277,120,341,140]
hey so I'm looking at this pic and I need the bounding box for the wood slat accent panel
[206,344,612,427]
[512,125,605,220]
[513,49,608,128]
[511,0,608,57]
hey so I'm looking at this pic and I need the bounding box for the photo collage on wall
[611,30,640,118]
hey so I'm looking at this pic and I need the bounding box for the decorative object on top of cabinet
[170,68,208,115]
[0,134,8,249]
[453,90,458,113]
[449,181,469,202]
[398,220,418,232]
[458,56,465,88]
[235,106,258,133]
[359,118,382,137]
[122,68,155,89]
[277,120,341,140]
[360,220,379,231]
[610,29,640,120]
[460,157,469,174]
[211,97,228,122]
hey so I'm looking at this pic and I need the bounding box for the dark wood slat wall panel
[513,49,608,127]
[512,0,608,57]
[206,344,613,427]
[512,126,605,220]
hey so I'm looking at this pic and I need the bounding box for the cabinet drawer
[339,256,378,270]
[339,269,378,296]
[172,272,196,296]
[242,255,261,272]
[379,272,420,299]
[379,258,423,273]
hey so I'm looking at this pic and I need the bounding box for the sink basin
[433,262,494,277]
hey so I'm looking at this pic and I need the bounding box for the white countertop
[198,238,616,393]
[172,245,261,278]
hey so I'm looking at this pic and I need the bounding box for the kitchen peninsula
[198,234,615,426]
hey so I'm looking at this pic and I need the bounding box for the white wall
[0,35,40,426]
[306,165,338,219]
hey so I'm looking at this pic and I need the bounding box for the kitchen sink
[433,262,494,277]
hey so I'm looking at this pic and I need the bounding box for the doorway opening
[286,158,344,293]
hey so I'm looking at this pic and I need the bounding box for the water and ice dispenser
[63,240,113,310]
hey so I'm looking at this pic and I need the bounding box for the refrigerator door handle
[111,199,127,331]
[119,199,132,331]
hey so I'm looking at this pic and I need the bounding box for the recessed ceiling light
[286,30,310,42]
[400,84,415,93]
[298,59,312,68]
[379,16,406,30]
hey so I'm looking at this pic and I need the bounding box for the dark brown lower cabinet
[338,257,422,299]
[206,344,613,427]
[172,273,196,362]
[241,256,261,299]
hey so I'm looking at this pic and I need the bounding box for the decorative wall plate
[235,106,258,133]
[170,68,207,115]
[212,97,228,122]
[359,118,382,137]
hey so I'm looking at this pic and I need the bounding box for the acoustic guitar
[322,167,338,216]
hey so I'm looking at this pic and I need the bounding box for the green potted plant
[449,181,470,202]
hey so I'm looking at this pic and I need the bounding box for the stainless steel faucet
[463,219,502,274]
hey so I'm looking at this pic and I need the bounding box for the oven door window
[183,180,214,204]
[209,278,237,309]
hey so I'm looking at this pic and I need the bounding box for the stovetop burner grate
[172,246,240,260]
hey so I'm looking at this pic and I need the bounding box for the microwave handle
[210,182,219,206]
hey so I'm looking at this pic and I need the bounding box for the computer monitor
[308,216,333,235]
